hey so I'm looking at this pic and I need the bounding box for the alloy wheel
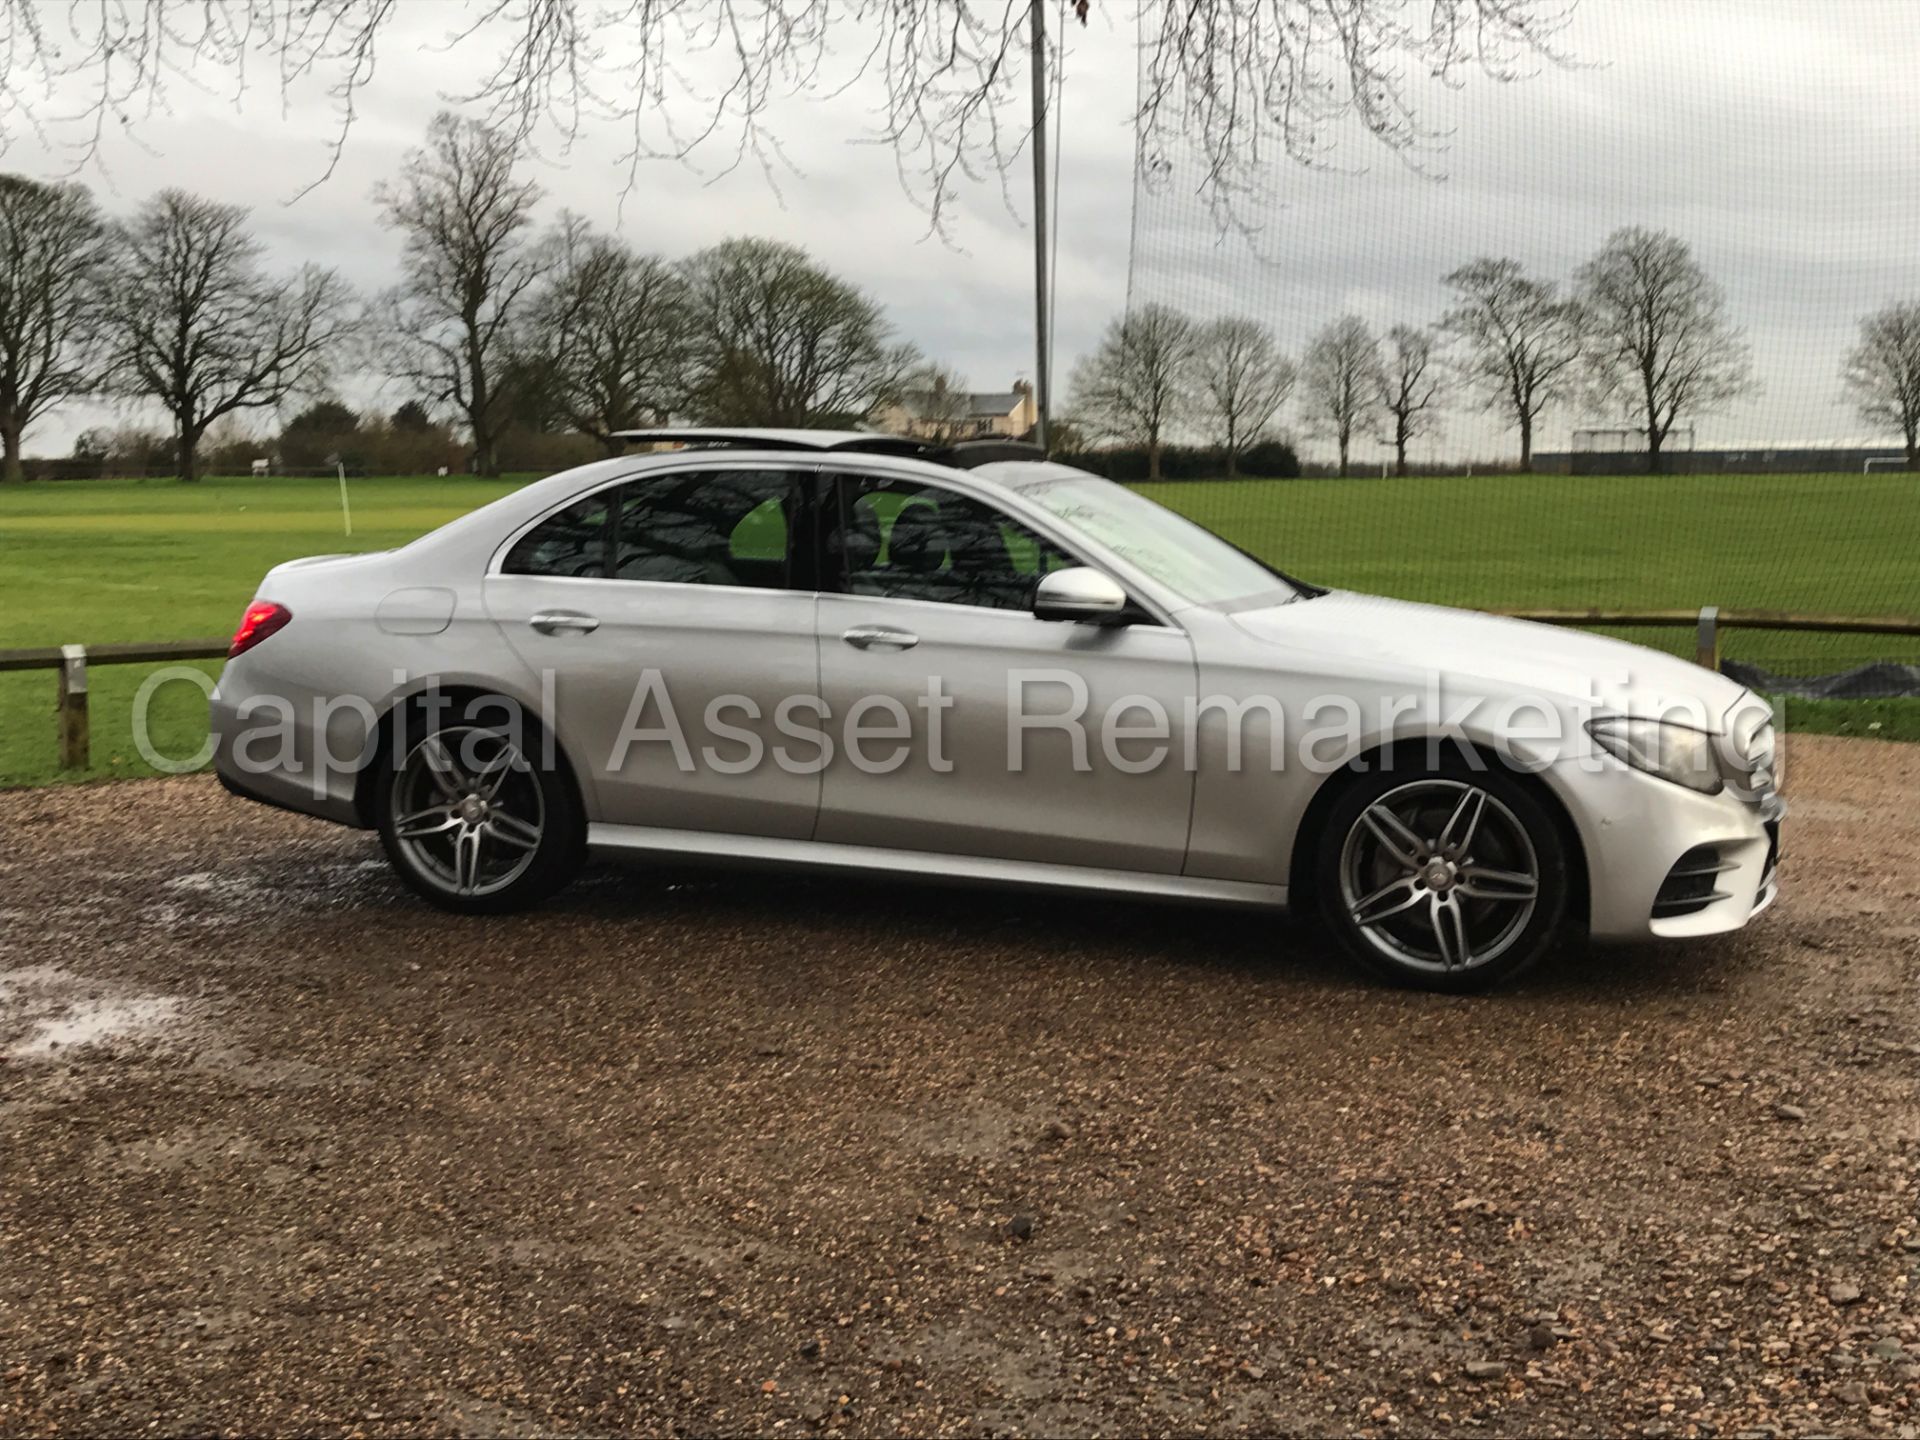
[388,727,546,898]
[1336,778,1541,975]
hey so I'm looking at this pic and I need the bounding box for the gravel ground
[2,734,1917,1439]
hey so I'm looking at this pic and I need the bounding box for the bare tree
[1376,324,1444,476]
[0,4,1568,232]
[1843,300,1920,472]
[1574,227,1754,473]
[1067,304,1196,480]
[682,237,913,426]
[529,214,692,454]
[377,112,547,478]
[1442,257,1581,472]
[101,190,352,483]
[1193,317,1294,476]
[893,362,976,441]
[1300,316,1382,478]
[0,176,108,483]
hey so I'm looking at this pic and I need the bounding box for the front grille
[1652,844,1737,918]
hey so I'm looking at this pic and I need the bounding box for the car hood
[1229,591,1749,730]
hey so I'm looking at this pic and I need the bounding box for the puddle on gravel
[165,871,257,897]
[144,870,276,929]
[13,997,184,1058]
[145,858,399,930]
[0,963,190,1061]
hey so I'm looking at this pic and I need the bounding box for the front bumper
[1566,756,1784,942]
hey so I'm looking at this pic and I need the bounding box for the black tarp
[1721,659,1920,699]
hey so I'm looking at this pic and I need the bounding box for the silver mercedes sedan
[212,429,1783,991]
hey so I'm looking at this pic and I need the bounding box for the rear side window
[613,470,798,588]
[502,470,803,588]
[502,493,613,578]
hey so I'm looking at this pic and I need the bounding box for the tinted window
[833,475,1076,611]
[613,470,798,588]
[502,493,612,577]
[504,470,802,588]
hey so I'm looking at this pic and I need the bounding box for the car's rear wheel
[1316,760,1568,991]
[376,715,583,914]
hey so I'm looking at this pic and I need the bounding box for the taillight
[229,600,292,658]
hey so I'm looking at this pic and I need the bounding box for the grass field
[1140,472,1920,652]
[3,470,1917,787]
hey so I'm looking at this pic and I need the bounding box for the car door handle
[842,625,919,651]
[529,610,600,636]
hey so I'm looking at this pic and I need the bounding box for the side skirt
[586,823,1289,910]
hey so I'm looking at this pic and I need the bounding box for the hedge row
[1052,440,1301,481]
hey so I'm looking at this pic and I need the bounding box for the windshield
[1020,476,1300,608]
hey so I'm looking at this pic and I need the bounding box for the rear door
[484,463,822,838]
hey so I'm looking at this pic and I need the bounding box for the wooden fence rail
[2,639,227,771]
[1500,606,1920,671]
[5,604,1920,773]
[0,638,231,673]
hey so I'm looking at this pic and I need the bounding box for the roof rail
[930,440,1048,469]
[607,427,1048,470]
[608,427,929,456]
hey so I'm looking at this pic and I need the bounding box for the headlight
[1586,716,1725,794]
[1728,709,1778,796]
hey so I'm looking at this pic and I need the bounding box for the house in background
[873,378,1037,442]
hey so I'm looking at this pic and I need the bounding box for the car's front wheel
[376,714,584,914]
[1316,761,1569,991]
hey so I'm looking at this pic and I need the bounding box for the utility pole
[1029,0,1051,451]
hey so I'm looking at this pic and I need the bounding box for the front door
[484,464,822,838]
[813,470,1198,874]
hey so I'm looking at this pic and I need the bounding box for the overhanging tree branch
[0,2,1571,232]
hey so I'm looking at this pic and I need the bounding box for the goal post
[1571,427,1639,454]
[1569,424,1695,473]
[1864,455,1911,474]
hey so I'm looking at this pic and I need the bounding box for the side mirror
[1034,566,1131,623]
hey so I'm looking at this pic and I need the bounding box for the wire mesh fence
[1135,472,1920,684]
[1112,0,1920,691]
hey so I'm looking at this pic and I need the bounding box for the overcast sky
[5,0,1918,464]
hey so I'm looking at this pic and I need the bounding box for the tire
[1314,756,1569,992]
[374,705,585,915]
